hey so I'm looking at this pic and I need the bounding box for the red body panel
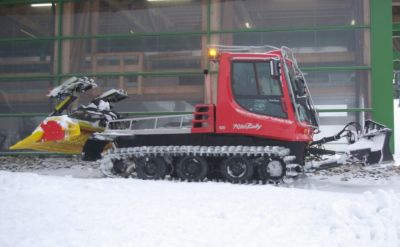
[191,50,313,142]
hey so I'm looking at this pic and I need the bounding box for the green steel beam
[316,108,373,113]
[0,25,371,43]
[207,0,211,44]
[301,66,371,72]
[0,75,55,81]
[0,37,56,43]
[210,25,369,34]
[371,0,394,150]
[394,52,400,60]
[56,0,63,83]
[0,72,203,81]
[0,0,55,5]
[59,71,203,78]
[210,66,370,75]
[0,26,368,42]
[1,64,375,83]
[0,24,365,42]
[0,67,371,81]
[393,22,400,32]
[206,0,211,71]
[394,52,400,70]
[61,31,206,40]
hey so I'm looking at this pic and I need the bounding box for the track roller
[176,156,208,181]
[257,158,286,181]
[220,156,254,182]
[110,158,135,178]
[136,157,167,180]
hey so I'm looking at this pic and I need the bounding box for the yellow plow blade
[10,117,103,154]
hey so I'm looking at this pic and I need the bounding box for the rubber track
[99,145,300,184]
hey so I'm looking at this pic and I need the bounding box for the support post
[370,0,394,150]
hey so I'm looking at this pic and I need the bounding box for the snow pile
[317,190,400,246]
[0,171,400,247]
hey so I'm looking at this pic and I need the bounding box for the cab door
[230,61,288,119]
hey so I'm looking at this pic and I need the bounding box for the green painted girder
[0,25,369,43]
[371,0,394,150]
[393,22,400,32]
[0,0,56,5]
[0,66,372,81]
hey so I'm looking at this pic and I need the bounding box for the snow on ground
[1,171,400,247]
[1,157,400,247]
[1,103,400,246]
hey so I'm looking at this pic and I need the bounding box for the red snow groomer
[83,45,393,182]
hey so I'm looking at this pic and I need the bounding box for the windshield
[286,64,319,127]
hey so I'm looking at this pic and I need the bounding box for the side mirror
[295,76,306,97]
[270,60,280,79]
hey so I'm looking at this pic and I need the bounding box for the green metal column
[370,0,394,149]
[56,0,63,85]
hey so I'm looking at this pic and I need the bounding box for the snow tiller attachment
[10,77,127,154]
[9,115,103,154]
[307,120,393,171]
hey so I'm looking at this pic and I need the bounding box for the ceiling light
[350,19,356,25]
[31,3,53,7]
[245,22,251,29]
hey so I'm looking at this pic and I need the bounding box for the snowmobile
[80,45,393,183]
[10,77,127,154]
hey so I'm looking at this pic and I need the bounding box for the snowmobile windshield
[286,65,319,127]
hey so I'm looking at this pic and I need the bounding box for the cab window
[231,61,287,119]
[287,65,315,125]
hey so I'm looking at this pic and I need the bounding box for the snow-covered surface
[1,157,400,247]
[0,103,400,246]
[1,169,400,247]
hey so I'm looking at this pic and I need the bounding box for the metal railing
[107,114,193,131]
